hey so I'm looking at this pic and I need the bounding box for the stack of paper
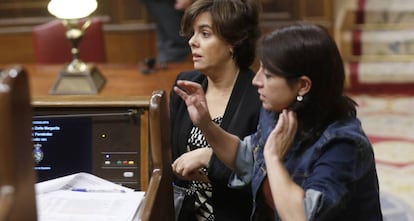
[35,172,145,221]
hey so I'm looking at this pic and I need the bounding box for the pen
[70,188,126,193]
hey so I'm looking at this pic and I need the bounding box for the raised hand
[174,80,212,127]
[264,109,298,161]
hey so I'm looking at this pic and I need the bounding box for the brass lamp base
[49,63,105,95]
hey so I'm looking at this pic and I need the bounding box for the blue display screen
[32,117,93,182]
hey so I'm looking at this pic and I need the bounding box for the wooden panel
[307,0,332,20]
[0,33,34,64]
[105,29,157,63]
[96,0,150,23]
[0,27,157,64]
[259,0,333,34]
[0,1,48,20]
[299,0,333,29]
[261,0,296,20]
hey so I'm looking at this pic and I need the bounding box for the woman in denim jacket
[172,23,383,220]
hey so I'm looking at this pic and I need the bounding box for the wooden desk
[23,62,194,98]
[21,62,193,191]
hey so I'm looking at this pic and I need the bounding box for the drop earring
[297,95,303,102]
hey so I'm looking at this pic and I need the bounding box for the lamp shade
[47,0,97,20]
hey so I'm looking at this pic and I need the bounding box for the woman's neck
[205,63,240,92]
[204,64,240,119]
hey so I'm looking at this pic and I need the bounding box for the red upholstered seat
[32,17,106,64]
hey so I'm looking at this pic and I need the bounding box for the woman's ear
[228,43,235,57]
[298,75,312,96]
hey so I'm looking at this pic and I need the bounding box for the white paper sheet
[35,172,145,221]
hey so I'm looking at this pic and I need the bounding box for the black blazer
[169,68,261,221]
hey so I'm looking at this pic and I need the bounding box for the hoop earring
[297,95,303,102]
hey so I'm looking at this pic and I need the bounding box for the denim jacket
[229,108,383,221]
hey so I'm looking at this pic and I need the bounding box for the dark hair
[181,0,261,68]
[257,23,357,146]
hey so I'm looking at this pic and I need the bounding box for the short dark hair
[257,23,357,146]
[181,0,261,68]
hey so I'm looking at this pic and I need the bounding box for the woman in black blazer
[170,0,262,220]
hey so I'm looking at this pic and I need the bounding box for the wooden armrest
[0,65,37,221]
[137,90,174,221]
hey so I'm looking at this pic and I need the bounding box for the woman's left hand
[172,148,212,182]
[264,109,298,161]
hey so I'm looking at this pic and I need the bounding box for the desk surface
[21,62,194,100]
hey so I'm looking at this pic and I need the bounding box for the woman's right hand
[174,80,212,127]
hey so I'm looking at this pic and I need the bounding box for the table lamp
[47,0,105,95]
